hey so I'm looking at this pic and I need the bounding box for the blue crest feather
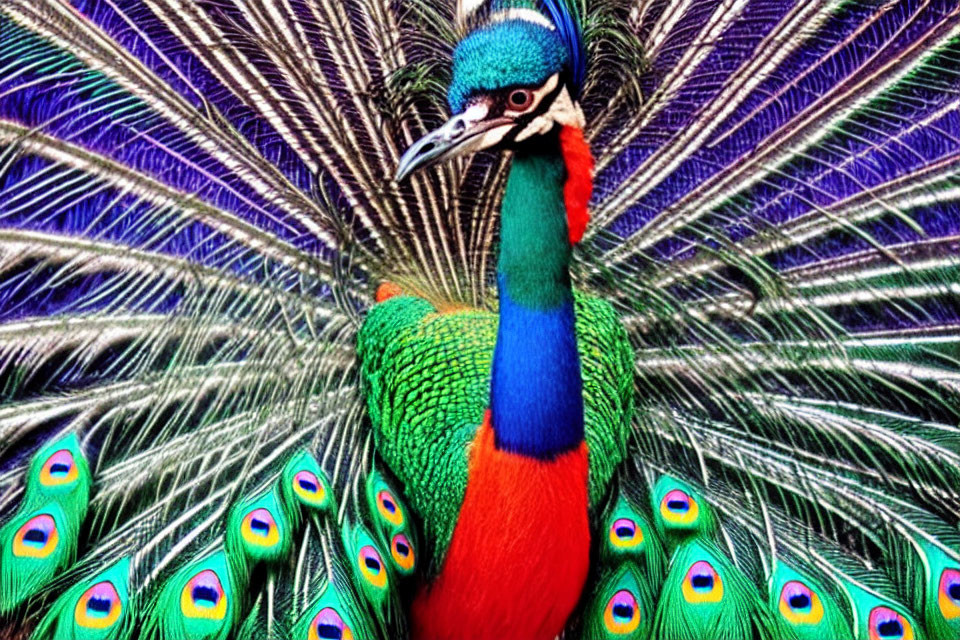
[538,0,586,98]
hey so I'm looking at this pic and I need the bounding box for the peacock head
[395,2,585,181]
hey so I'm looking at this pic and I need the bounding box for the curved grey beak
[395,105,512,181]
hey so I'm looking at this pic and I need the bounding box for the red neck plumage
[559,125,594,245]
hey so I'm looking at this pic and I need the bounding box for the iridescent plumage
[0,0,959,639]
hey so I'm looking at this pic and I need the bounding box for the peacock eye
[41,449,78,486]
[13,514,59,558]
[778,580,824,625]
[868,606,911,640]
[603,589,641,634]
[310,607,354,640]
[357,545,388,589]
[682,560,723,604]
[507,89,534,111]
[390,532,416,572]
[941,568,960,619]
[181,569,227,621]
[75,581,122,629]
[376,489,404,527]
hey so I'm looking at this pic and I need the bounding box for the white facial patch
[473,125,514,150]
[513,76,584,142]
[447,100,512,152]
[547,86,586,129]
[458,2,556,31]
[460,102,491,128]
[457,0,486,21]
[514,117,553,142]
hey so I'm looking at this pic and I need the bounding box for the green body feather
[357,290,634,559]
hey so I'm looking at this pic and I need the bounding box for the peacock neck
[489,133,584,459]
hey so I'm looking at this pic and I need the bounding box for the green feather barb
[30,558,133,640]
[582,562,656,640]
[225,487,294,577]
[141,550,239,640]
[650,539,788,640]
[0,503,78,615]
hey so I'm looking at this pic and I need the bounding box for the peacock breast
[357,290,634,566]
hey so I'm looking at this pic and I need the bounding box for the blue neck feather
[490,136,584,459]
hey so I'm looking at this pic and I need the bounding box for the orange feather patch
[412,412,590,639]
[559,125,594,244]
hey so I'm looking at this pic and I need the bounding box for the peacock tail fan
[232,506,392,640]
[0,434,90,617]
[234,449,408,639]
[293,518,385,640]
[29,557,134,640]
[644,462,954,640]
[340,519,403,639]
[0,0,960,637]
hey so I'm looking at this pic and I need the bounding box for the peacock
[0,0,959,638]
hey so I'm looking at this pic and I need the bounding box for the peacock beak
[395,103,513,181]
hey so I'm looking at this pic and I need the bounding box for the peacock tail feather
[0,0,957,638]
[30,557,134,640]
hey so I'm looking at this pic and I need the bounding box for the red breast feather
[412,412,590,640]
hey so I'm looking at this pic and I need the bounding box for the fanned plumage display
[1,0,959,638]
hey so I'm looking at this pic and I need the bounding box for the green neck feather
[498,133,573,309]
[491,132,585,457]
